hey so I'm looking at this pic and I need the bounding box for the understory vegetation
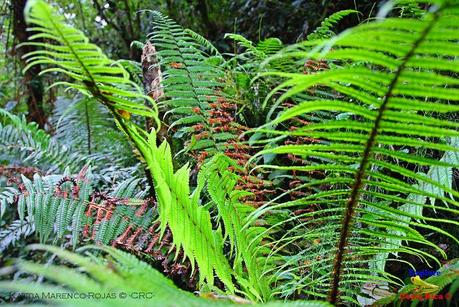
[0,0,458,306]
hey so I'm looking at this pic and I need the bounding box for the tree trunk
[12,0,46,128]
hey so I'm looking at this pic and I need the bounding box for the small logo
[400,293,452,301]
[408,269,440,278]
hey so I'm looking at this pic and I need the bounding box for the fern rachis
[251,0,459,304]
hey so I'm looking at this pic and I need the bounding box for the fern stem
[328,8,442,305]
[44,6,148,162]
[84,99,92,155]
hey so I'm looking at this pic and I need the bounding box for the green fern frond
[0,218,34,253]
[7,169,154,251]
[375,137,459,272]
[136,128,235,292]
[225,33,266,58]
[2,244,220,306]
[184,29,224,59]
[0,244,332,307]
[197,154,274,301]
[22,0,160,128]
[251,0,459,304]
[0,110,86,173]
[256,38,284,56]
[148,11,235,157]
[307,10,359,41]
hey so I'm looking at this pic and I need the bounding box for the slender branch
[84,99,92,155]
[92,0,134,57]
[45,6,147,163]
[123,0,134,39]
[76,1,86,31]
[328,8,442,305]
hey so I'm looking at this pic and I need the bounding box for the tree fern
[22,2,235,295]
[250,0,459,304]
[22,0,160,135]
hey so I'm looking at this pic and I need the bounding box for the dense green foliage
[0,0,458,306]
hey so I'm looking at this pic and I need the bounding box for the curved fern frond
[6,168,155,251]
[0,244,332,307]
[148,11,236,157]
[22,0,160,129]
[0,110,86,173]
[184,28,224,59]
[197,154,274,301]
[135,128,235,293]
[251,0,459,304]
[307,10,359,40]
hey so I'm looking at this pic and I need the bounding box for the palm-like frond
[148,12,237,156]
[197,154,274,300]
[0,244,332,307]
[5,168,154,250]
[250,0,459,304]
[22,0,159,129]
[51,95,130,157]
[0,109,85,173]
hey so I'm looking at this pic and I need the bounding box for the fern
[225,34,283,61]
[307,10,359,41]
[374,137,459,272]
[50,95,142,185]
[22,0,160,138]
[148,11,237,157]
[197,154,274,300]
[22,2,236,295]
[223,34,286,126]
[184,28,223,59]
[51,95,131,156]
[22,1,459,304]
[127,128,236,292]
[0,218,34,253]
[0,244,331,307]
[0,110,86,173]
[5,168,155,251]
[250,0,459,304]
[0,109,140,185]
